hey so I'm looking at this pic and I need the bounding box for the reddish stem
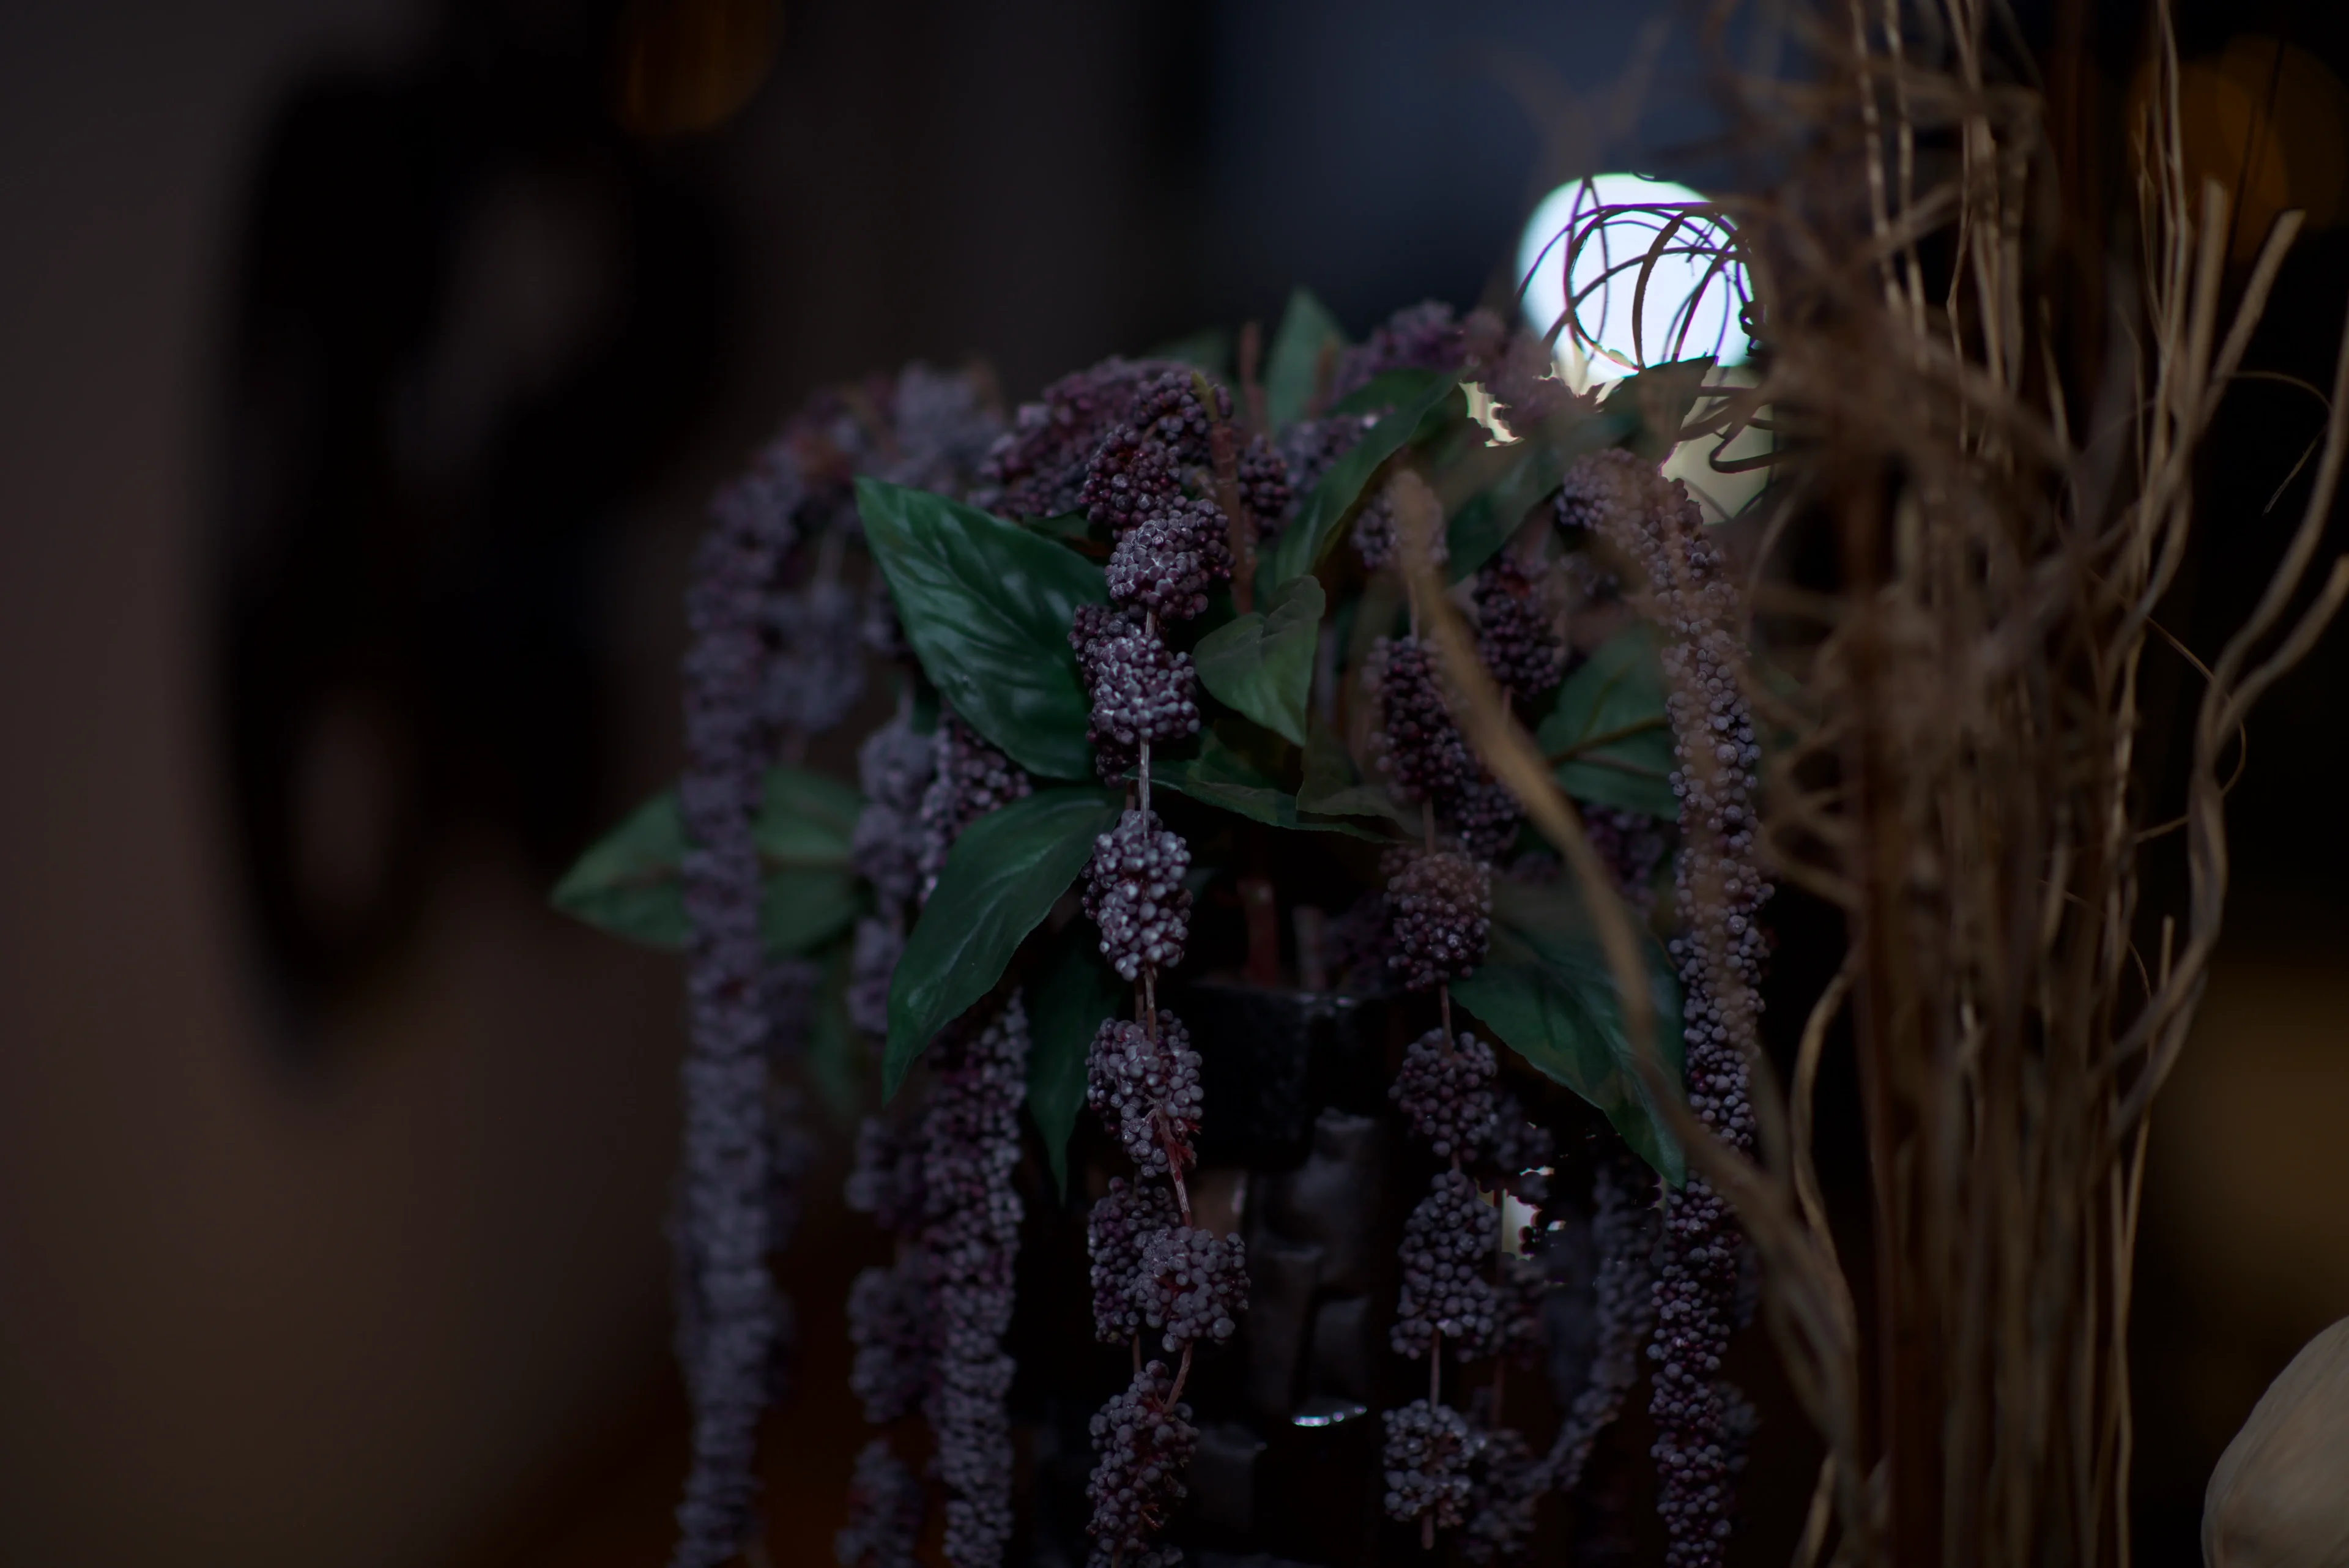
[1238,319,1267,434]
[1168,1343,1196,1407]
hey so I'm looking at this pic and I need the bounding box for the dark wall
[3,2,2343,1565]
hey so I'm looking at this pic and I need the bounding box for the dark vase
[1019,979,1457,1568]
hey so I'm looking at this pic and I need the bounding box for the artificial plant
[557,297,1759,1568]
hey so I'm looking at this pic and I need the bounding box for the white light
[1516,173,1750,374]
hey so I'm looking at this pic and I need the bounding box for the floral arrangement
[555,299,1767,1568]
[555,0,2349,1561]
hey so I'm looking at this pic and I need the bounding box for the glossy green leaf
[1022,510,1103,548]
[1267,372,1463,585]
[1296,727,1414,826]
[762,869,866,957]
[1027,922,1127,1197]
[755,764,864,868]
[1149,729,1387,840]
[554,799,869,959]
[885,787,1125,1096]
[1265,288,1347,429]
[1537,626,1680,820]
[1450,879,1686,1184]
[1193,575,1324,746]
[856,478,1106,780]
[1441,410,1635,581]
[551,789,690,948]
[1600,356,1715,462]
[1327,368,1442,418]
[553,783,867,955]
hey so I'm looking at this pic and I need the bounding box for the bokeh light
[1516,173,1750,374]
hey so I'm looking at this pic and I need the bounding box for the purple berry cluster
[1086,1012,1204,1177]
[879,362,1006,498]
[842,1100,926,1232]
[1105,500,1233,620]
[1461,1424,1545,1566]
[1278,411,1377,495]
[845,1256,930,1425]
[1134,1224,1250,1353]
[764,578,866,735]
[1071,360,1273,1561]
[667,365,1001,1568]
[1088,1198,1246,1361]
[1235,439,1296,532]
[1072,604,1200,782]
[836,1437,926,1568]
[1349,487,1406,571]
[1086,1362,1198,1566]
[1473,551,1565,705]
[1087,1177,1182,1343]
[1384,850,1492,992]
[1085,809,1192,982]
[1331,300,1470,404]
[1390,1027,1499,1160]
[1584,803,1669,917]
[1575,453,1768,1568]
[921,1000,1033,1568]
[1391,1168,1502,1360]
[975,357,1179,520]
[669,425,805,1568]
[1381,1397,1479,1530]
[1542,1151,1660,1496]
[917,712,1034,902]
[1554,447,1653,536]
[847,715,935,1033]
[851,718,936,913]
[1367,637,1477,806]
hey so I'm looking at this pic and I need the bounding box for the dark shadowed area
[1,2,2344,1566]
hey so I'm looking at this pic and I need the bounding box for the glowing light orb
[1516,173,1750,374]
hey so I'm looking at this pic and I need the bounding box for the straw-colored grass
[1446,3,2349,1561]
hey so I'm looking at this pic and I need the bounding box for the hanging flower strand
[1564,449,1769,1568]
[670,429,822,1568]
[1072,368,1261,1568]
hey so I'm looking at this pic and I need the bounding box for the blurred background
[1,2,2345,1564]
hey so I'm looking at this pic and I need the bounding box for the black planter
[1019,980,1447,1568]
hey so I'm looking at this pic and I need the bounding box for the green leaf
[1027,923,1127,1197]
[1267,372,1464,585]
[551,789,690,949]
[885,787,1126,1095]
[856,478,1106,779]
[1537,626,1680,820]
[1441,411,1636,582]
[557,773,872,954]
[1450,879,1686,1184]
[1297,727,1414,825]
[1193,575,1324,745]
[1022,510,1102,547]
[762,868,866,957]
[756,764,864,868]
[1600,357,1715,462]
[1148,325,1233,379]
[1149,728,1388,840]
[1265,288,1347,429]
[1327,368,1442,417]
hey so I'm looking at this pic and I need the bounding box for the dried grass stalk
[1446,2,2349,1562]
